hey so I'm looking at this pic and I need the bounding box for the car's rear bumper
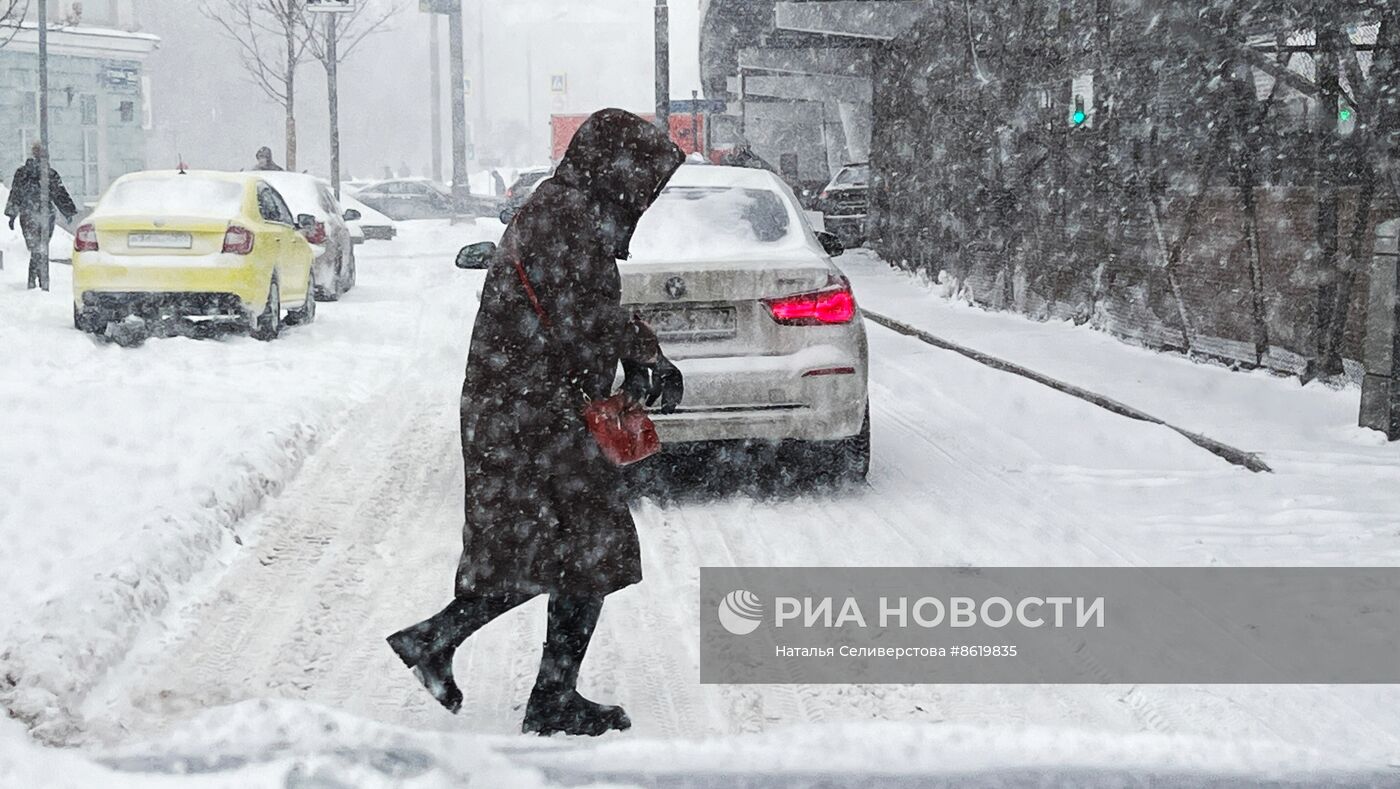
[652,397,866,443]
[73,252,269,312]
[649,342,868,443]
[78,291,248,321]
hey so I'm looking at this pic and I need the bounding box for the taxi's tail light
[222,225,255,255]
[74,224,99,253]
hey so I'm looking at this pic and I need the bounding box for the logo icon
[665,276,688,300]
[718,589,763,635]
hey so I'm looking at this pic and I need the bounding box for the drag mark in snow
[862,311,1273,474]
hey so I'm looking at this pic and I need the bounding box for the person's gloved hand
[620,358,652,404]
[647,354,684,414]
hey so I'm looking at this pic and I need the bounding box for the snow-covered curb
[2,421,321,743]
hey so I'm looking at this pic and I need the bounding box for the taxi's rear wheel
[286,269,317,326]
[250,277,281,341]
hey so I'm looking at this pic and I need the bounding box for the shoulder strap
[510,249,552,329]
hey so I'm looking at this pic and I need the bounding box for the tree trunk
[284,21,298,171]
[1307,25,1343,381]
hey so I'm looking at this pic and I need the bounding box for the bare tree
[302,0,403,186]
[201,0,312,170]
[0,0,31,49]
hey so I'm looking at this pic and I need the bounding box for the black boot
[388,593,529,714]
[522,594,631,737]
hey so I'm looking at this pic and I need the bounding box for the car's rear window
[630,186,796,260]
[832,166,869,187]
[98,177,245,217]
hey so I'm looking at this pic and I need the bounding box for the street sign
[464,77,473,98]
[419,0,459,13]
[550,74,568,94]
[306,0,355,13]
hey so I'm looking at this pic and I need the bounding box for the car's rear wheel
[74,305,104,334]
[286,270,317,326]
[250,277,281,341]
[317,258,341,302]
[343,247,357,293]
[806,403,870,484]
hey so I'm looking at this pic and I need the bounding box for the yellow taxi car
[72,170,319,341]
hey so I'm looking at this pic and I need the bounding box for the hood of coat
[552,108,686,260]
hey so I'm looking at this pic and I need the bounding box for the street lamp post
[655,0,669,131]
[447,4,469,202]
[38,0,50,237]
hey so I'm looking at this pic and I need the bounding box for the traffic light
[1070,96,1087,127]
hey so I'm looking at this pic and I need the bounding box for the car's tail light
[222,225,255,255]
[764,278,857,326]
[303,221,327,245]
[74,224,99,252]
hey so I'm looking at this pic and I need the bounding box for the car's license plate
[637,305,737,341]
[128,232,192,249]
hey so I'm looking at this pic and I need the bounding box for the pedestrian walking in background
[491,169,507,196]
[387,109,686,737]
[253,146,283,171]
[5,143,76,292]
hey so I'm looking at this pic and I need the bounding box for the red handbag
[511,254,662,466]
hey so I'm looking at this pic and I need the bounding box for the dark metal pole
[38,0,50,236]
[429,13,443,183]
[448,4,469,203]
[328,13,341,198]
[691,89,699,153]
[655,0,669,130]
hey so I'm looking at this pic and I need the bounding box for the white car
[258,172,359,301]
[623,164,870,480]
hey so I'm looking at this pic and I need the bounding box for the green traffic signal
[1339,108,1353,122]
[1071,109,1087,126]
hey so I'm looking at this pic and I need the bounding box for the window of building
[119,101,135,123]
[21,91,37,125]
[80,94,98,126]
[82,129,99,196]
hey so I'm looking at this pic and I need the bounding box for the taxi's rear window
[98,178,245,217]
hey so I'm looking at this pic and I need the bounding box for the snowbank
[3,702,1382,788]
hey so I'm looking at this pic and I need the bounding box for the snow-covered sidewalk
[843,250,1400,565]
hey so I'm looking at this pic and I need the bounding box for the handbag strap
[510,250,553,329]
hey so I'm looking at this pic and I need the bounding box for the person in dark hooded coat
[388,109,686,737]
[5,143,77,291]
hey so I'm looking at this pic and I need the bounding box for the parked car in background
[340,194,397,241]
[258,172,359,301]
[500,166,553,222]
[817,163,870,248]
[72,170,318,341]
[353,178,501,221]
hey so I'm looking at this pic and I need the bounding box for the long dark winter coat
[5,158,77,227]
[456,109,685,597]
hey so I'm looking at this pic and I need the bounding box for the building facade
[0,0,157,206]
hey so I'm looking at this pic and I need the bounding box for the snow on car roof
[665,164,786,191]
[258,171,334,218]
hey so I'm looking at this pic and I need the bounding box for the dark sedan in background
[817,163,870,248]
[353,178,502,222]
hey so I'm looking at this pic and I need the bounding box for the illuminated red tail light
[764,279,857,326]
[74,224,99,252]
[222,225,255,255]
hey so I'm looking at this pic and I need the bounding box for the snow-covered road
[5,223,1400,786]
